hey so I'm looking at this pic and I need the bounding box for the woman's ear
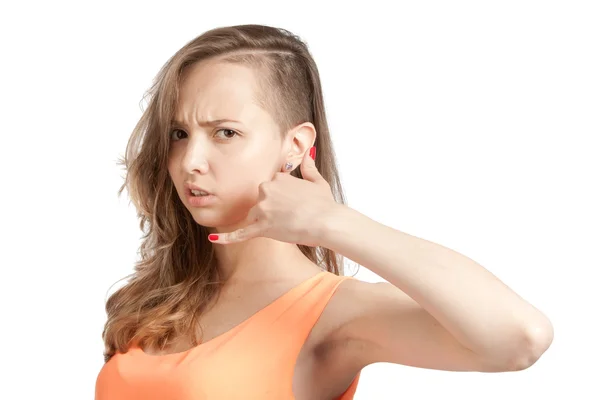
[281,122,316,173]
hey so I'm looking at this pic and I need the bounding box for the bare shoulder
[299,276,371,398]
[313,277,389,363]
[318,277,396,330]
[304,279,373,381]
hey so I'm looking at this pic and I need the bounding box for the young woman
[95,24,554,400]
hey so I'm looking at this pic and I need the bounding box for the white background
[1,1,598,399]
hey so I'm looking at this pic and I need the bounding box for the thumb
[300,146,322,183]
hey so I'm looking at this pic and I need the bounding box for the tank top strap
[252,270,354,355]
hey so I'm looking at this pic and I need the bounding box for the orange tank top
[95,270,360,399]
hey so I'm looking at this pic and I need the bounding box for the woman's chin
[187,201,252,230]
[190,213,234,230]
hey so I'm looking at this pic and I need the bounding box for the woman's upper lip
[185,182,212,194]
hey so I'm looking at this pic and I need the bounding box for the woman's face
[167,60,289,230]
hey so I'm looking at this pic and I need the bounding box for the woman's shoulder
[313,272,363,341]
[309,273,365,397]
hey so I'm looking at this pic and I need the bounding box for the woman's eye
[170,129,187,141]
[215,128,239,140]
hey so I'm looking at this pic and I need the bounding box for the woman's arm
[317,204,554,371]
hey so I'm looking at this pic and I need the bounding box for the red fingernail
[310,146,316,160]
[208,234,219,241]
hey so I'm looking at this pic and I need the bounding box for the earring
[285,162,293,170]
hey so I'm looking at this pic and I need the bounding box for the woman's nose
[181,139,209,174]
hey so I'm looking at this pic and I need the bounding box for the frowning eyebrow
[170,118,241,127]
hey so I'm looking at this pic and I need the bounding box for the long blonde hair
[102,24,350,363]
